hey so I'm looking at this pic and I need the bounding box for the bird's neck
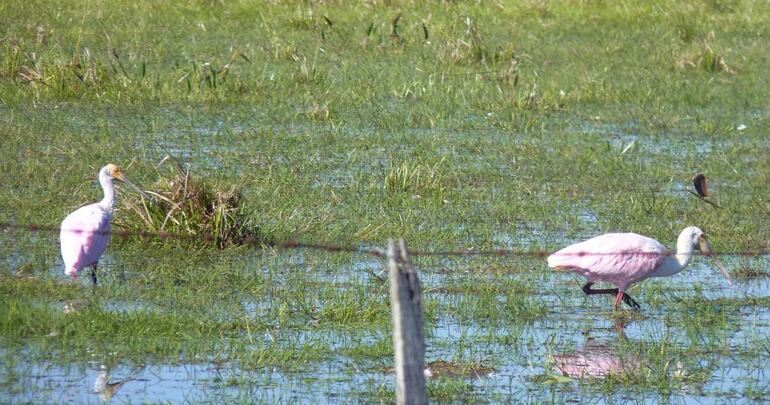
[674,231,697,268]
[652,233,695,278]
[98,172,116,212]
[665,235,696,274]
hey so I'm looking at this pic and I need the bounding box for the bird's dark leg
[90,264,98,286]
[582,282,617,295]
[621,293,640,310]
[581,282,641,310]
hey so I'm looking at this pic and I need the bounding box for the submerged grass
[730,259,770,280]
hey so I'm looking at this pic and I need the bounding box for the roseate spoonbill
[60,164,143,285]
[547,226,731,310]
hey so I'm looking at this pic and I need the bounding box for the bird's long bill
[699,237,733,286]
[116,174,152,200]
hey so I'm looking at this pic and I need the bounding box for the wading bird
[60,164,143,285]
[547,226,731,310]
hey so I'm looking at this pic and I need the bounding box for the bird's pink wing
[60,204,111,274]
[547,233,667,289]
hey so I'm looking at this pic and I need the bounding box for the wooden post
[388,238,426,405]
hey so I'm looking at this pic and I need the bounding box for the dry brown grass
[117,159,267,248]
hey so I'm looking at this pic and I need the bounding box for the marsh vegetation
[1,0,768,402]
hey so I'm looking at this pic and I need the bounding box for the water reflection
[93,364,145,401]
[553,322,640,379]
[552,341,640,378]
[62,299,90,314]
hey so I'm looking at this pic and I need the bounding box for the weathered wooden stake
[388,238,427,405]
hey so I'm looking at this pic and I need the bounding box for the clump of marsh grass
[731,259,768,280]
[440,17,518,68]
[177,50,249,92]
[423,360,495,379]
[676,33,735,74]
[117,159,267,248]
[0,29,41,80]
[0,29,124,95]
[379,359,494,379]
[441,17,493,65]
[384,158,447,196]
[305,101,331,121]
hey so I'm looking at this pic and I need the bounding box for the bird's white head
[678,226,707,252]
[679,225,732,285]
[103,164,127,183]
[99,164,150,202]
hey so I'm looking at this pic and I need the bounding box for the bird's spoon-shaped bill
[699,236,732,286]
[114,172,152,200]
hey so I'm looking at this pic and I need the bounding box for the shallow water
[2,244,768,403]
[2,360,370,403]
[1,111,768,402]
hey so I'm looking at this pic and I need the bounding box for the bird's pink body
[546,226,730,309]
[60,203,112,277]
[547,232,668,290]
[60,164,133,283]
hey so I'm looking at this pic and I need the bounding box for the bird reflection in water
[62,299,90,314]
[552,320,641,378]
[552,342,640,378]
[93,364,145,400]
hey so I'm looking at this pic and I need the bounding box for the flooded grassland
[1,0,769,403]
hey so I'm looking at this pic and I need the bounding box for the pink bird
[547,226,731,310]
[60,164,142,285]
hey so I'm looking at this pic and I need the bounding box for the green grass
[1,0,769,402]
[117,160,271,248]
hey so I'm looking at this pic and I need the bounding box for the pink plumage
[59,164,139,285]
[60,203,111,277]
[547,226,731,310]
[547,233,667,290]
